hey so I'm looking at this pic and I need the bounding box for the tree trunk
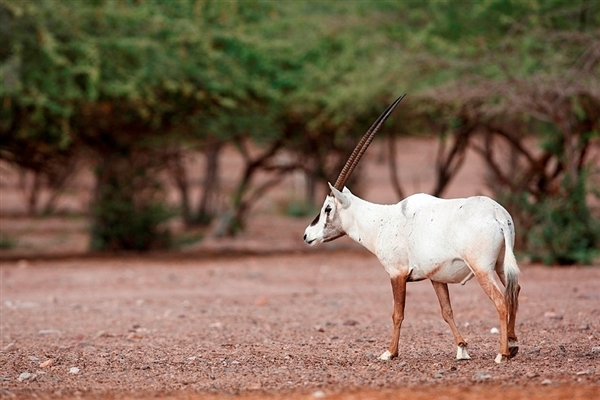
[387,133,405,200]
[167,148,192,226]
[197,141,222,226]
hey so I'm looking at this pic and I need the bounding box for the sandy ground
[1,251,599,399]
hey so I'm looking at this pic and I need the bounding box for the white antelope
[304,95,520,364]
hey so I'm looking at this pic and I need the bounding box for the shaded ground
[1,251,599,399]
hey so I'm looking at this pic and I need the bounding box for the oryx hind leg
[495,259,520,359]
[472,265,510,363]
[506,284,520,359]
[431,281,470,360]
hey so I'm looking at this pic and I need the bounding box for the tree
[1,0,597,259]
[408,0,600,263]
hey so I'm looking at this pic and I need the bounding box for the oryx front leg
[431,281,470,361]
[380,274,407,361]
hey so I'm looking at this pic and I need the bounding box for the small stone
[3,343,17,352]
[39,360,54,369]
[591,347,600,354]
[37,329,61,336]
[544,311,563,320]
[247,381,262,390]
[127,332,143,339]
[94,330,112,339]
[254,296,269,306]
[69,367,80,375]
[490,327,499,334]
[312,390,326,398]
[541,379,552,385]
[314,325,325,333]
[580,324,590,330]
[576,369,594,376]
[433,372,444,379]
[18,372,36,382]
[526,371,539,378]
[343,319,359,326]
[472,372,492,382]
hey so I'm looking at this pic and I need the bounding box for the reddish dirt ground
[1,252,599,399]
[1,138,599,399]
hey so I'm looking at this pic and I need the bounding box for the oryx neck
[343,197,394,255]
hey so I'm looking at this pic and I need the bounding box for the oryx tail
[501,217,520,318]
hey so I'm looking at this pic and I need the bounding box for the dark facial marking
[309,214,320,227]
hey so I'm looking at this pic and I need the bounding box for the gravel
[1,252,599,399]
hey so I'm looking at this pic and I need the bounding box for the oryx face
[303,194,345,246]
[302,94,405,246]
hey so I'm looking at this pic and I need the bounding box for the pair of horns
[332,94,406,191]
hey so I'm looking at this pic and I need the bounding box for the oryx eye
[325,205,332,214]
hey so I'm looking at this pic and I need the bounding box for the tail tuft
[502,219,520,316]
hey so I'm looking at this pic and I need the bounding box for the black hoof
[508,344,519,359]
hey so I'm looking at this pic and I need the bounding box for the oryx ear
[328,182,350,208]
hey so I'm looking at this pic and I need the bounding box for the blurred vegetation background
[1,0,598,264]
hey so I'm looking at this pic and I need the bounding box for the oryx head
[303,94,405,246]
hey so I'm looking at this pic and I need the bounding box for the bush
[89,151,174,251]
[523,173,600,265]
[0,232,17,250]
[90,199,173,251]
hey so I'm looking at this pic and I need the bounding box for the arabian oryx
[303,95,520,364]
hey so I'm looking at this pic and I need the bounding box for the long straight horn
[332,94,406,191]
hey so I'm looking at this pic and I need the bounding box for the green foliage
[91,197,173,252]
[518,173,600,265]
[89,149,175,251]
[0,231,17,249]
[173,231,205,249]
[1,0,598,252]
[283,200,319,219]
